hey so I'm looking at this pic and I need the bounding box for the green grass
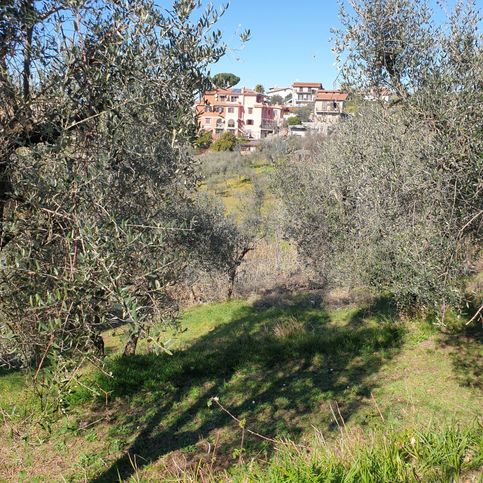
[225,424,483,483]
[1,294,481,481]
[0,368,38,416]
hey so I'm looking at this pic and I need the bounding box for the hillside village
[195,80,352,141]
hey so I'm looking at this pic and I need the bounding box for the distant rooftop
[202,87,259,96]
[315,90,348,101]
[293,82,323,88]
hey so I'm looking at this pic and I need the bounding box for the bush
[211,132,238,152]
[287,116,301,126]
[194,129,212,149]
[0,0,244,410]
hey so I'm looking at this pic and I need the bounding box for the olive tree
[276,0,482,314]
[182,191,261,300]
[0,0,247,407]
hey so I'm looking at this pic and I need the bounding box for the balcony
[261,119,278,129]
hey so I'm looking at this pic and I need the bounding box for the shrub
[194,129,212,149]
[211,132,238,152]
[287,116,301,126]
[0,0,247,410]
[276,0,482,314]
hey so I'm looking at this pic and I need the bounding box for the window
[230,96,238,102]
[219,95,226,101]
[205,118,211,124]
[215,106,223,113]
[248,107,253,114]
[228,119,235,128]
[216,118,224,127]
[204,105,212,112]
[228,107,234,113]
[247,119,254,125]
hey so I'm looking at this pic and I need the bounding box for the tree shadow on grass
[441,323,482,390]
[90,293,404,482]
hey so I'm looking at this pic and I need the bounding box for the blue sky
[198,0,481,91]
[205,0,342,90]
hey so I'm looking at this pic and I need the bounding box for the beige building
[314,90,348,123]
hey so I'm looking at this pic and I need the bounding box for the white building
[291,82,323,107]
[266,86,293,102]
[267,82,324,107]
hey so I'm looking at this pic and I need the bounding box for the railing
[261,120,278,129]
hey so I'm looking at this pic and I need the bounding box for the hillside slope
[1,293,481,481]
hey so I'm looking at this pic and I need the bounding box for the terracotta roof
[315,90,348,101]
[242,90,259,96]
[204,89,232,95]
[293,82,323,88]
[202,87,259,96]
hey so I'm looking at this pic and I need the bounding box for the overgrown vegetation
[229,424,482,482]
[0,0,250,411]
[276,0,482,314]
[0,0,481,481]
[287,115,301,126]
[210,132,238,152]
[194,129,213,150]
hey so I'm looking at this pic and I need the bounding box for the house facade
[195,88,283,140]
[267,82,324,107]
[313,90,348,124]
[266,86,293,103]
[292,82,323,107]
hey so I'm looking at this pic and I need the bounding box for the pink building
[195,88,283,140]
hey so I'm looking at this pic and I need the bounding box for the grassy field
[1,292,481,481]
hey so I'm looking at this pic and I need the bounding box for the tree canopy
[0,0,251,408]
[276,0,482,314]
[269,95,284,105]
[212,72,240,88]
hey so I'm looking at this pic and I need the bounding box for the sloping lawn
[0,293,481,482]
